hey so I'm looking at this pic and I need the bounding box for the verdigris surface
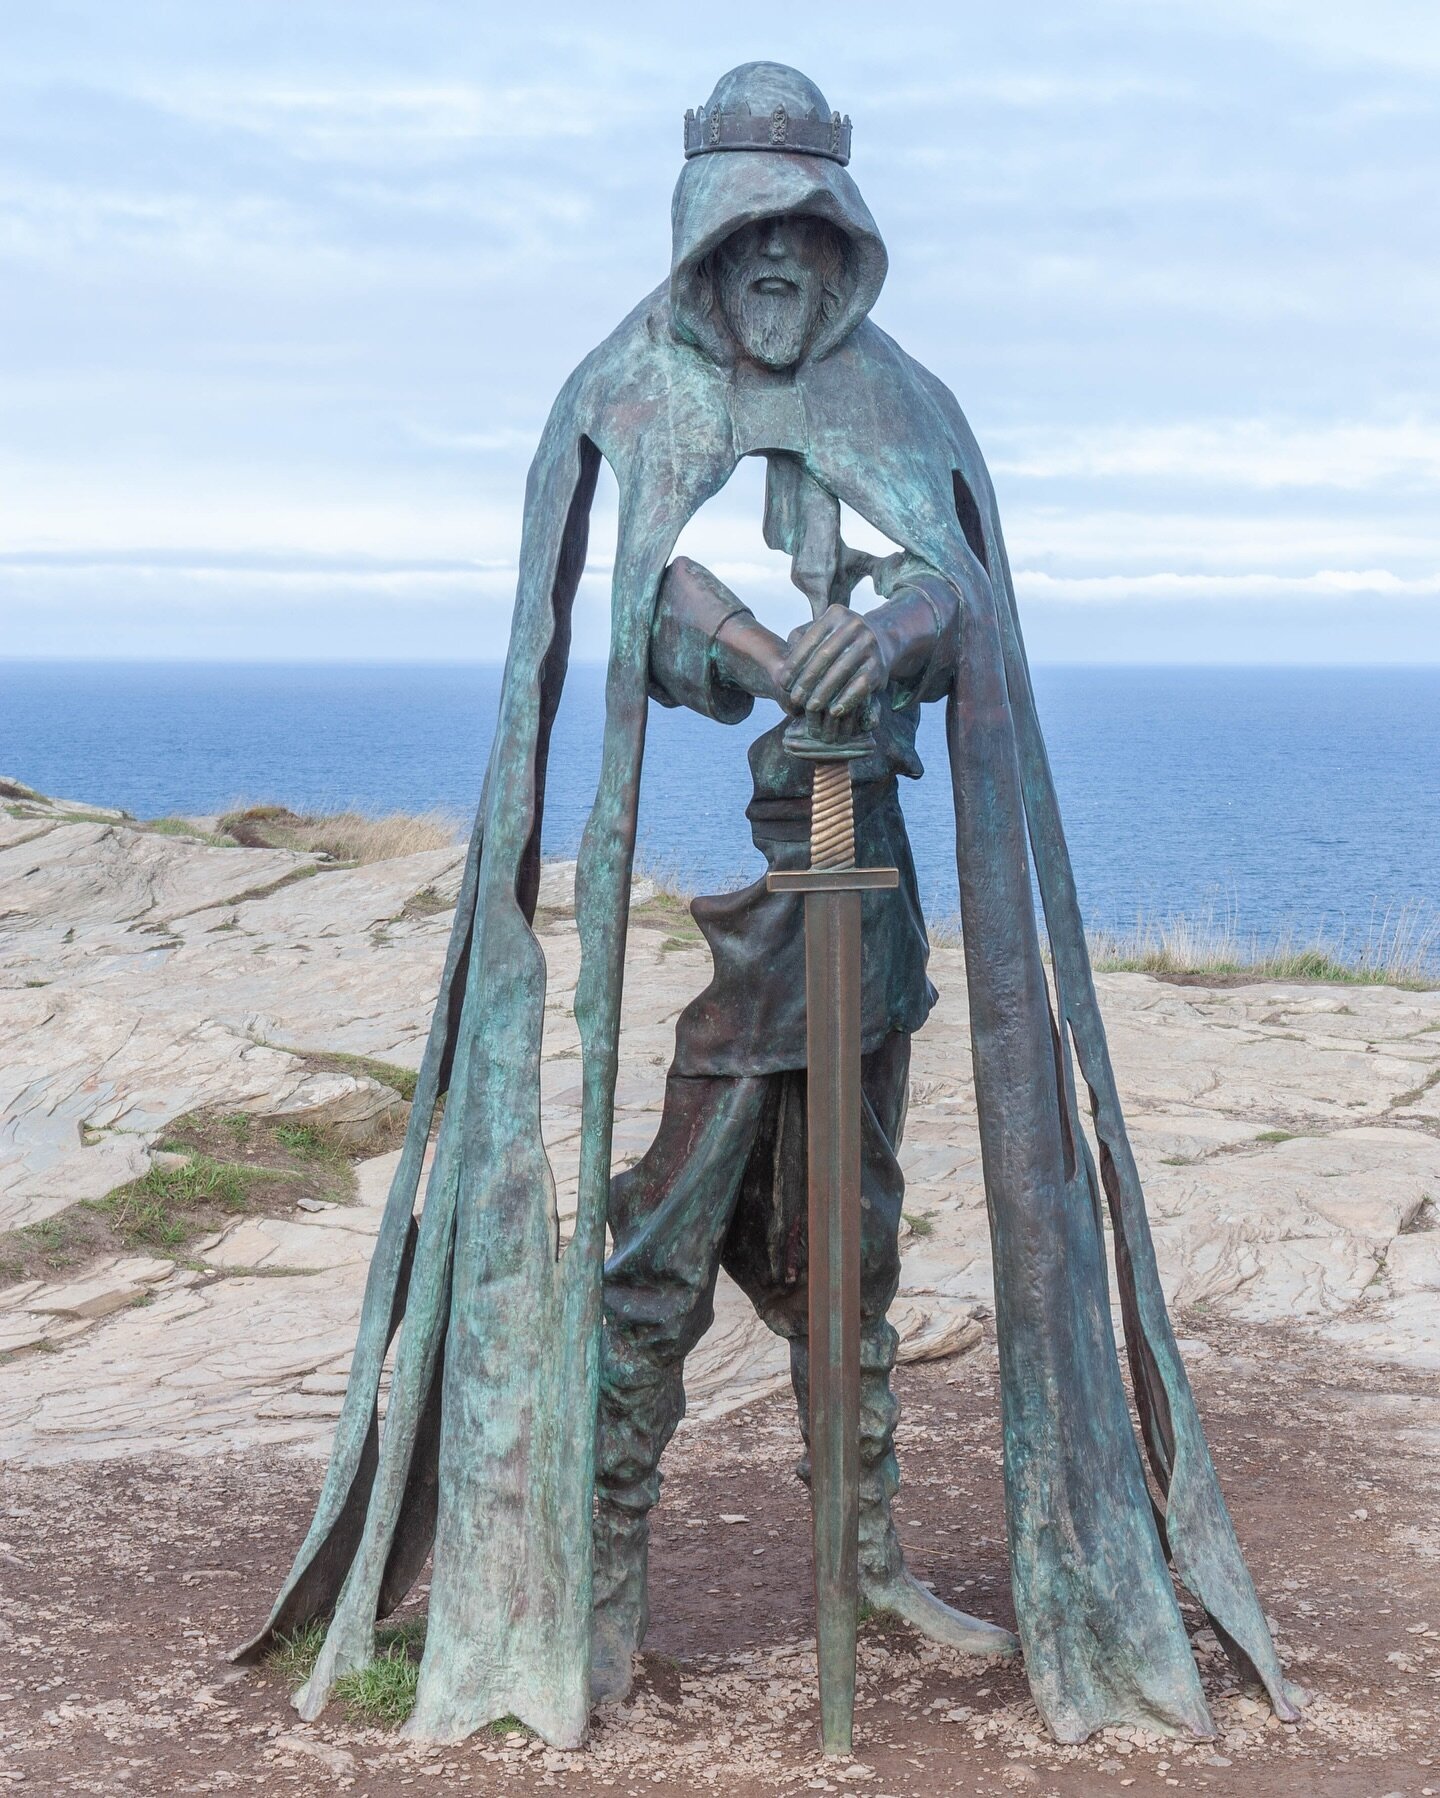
[240,62,1300,1748]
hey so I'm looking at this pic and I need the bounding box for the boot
[591,1493,649,1704]
[792,1322,1018,1656]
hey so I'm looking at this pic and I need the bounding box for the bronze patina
[239,60,1302,1756]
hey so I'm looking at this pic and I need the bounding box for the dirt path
[2,1320,1436,1796]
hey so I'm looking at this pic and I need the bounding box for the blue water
[3,661,1438,955]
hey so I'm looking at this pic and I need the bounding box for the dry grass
[218,805,459,865]
[1085,900,1440,989]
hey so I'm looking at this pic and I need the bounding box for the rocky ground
[1,783,1438,1793]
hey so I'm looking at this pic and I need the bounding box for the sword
[764,457,897,1756]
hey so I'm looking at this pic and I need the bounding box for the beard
[716,258,826,370]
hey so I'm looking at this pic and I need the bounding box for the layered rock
[1,787,1437,1466]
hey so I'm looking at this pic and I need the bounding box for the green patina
[238,60,1296,1753]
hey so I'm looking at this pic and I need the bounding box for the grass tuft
[143,817,231,845]
[1083,899,1440,990]
[91,1154,266,1249]
[218,805,459,865]
[271,1048,419,1103]
[274,1123,348,1169]
[266,1620,326,1690]
[903,1211,936,1238]
[334,1644,421,1726]
[488,1714,531,1739]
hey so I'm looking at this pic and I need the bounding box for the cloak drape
[237,136,1295,1751]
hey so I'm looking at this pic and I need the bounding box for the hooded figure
[239,62,1299,1751]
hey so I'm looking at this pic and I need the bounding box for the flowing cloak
[236,143,1298,1749]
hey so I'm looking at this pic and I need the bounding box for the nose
[759,219,790,260]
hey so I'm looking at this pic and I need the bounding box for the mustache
[728,259,807,292]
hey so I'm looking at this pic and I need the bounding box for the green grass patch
[274,1123,349,1169]
[402,884,449,917]
[1085,903,1439,990]
[0,1102,377,1287]
[902,1211,936,1238]
[334,1644,421,1726]
[46,808,133,828]
[0,1209,105,1281]
[266,1620,326,1690]
[265,1616,429,1723]
[93,1154,266,1250]
[142,817,232,845]
[488,1714,531,1739]
[1254,1129,1299,1145]
[274,1048,419,1104]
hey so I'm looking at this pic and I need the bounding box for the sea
[3,661,1438,959]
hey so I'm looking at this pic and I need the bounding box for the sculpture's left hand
[779,607,887,734]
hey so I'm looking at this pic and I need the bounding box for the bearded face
[710,215,847,370]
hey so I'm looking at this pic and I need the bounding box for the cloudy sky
[3,1,1437,663]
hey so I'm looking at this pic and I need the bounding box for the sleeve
[871,554,961,707]
[648,556,756,725]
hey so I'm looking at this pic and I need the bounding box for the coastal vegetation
[0,1100,396,1289]
[217,804,459,864]
[632,851,1440,989]
[10,776,1437,986]
[4,780,460,866]
[1083,902,1439,990]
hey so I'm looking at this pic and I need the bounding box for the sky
[2,1,1438,664]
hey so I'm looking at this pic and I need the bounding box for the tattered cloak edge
[234,151,1302,1752]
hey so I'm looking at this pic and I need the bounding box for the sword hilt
[809,760,855,871]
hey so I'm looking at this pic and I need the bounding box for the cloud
[1154,0,1440,76]
[1016,569,1440,604]
[140,82,635,158]
[990,418,1440,493]
[2,4,1436,663]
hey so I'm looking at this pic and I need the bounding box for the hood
[669,63,888,366]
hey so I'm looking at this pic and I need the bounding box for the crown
[683,102,851,166]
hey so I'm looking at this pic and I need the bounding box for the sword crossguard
[763,758,899,895]
[767,868,899,893]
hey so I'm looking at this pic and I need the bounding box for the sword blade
[804,886,863,1758]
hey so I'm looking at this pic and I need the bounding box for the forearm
[867,585,945,686]
[713,610,792,709]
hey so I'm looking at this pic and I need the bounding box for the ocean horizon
[4,658,1438,961]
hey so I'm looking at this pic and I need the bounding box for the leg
[594,1070,770,1703]
[850,1033,1016,1651]
[730,1033,1016,1657]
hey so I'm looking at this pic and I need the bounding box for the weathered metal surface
[768,743,900,1754]
[240,55,1298,1753]
[803,882,862,1756]
[767,867,900,893]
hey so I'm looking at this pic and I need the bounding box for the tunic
[645,560,959,1076]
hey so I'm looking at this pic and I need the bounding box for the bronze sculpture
[239,61,1301,1755]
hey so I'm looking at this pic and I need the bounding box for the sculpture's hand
[779,607,887,740]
